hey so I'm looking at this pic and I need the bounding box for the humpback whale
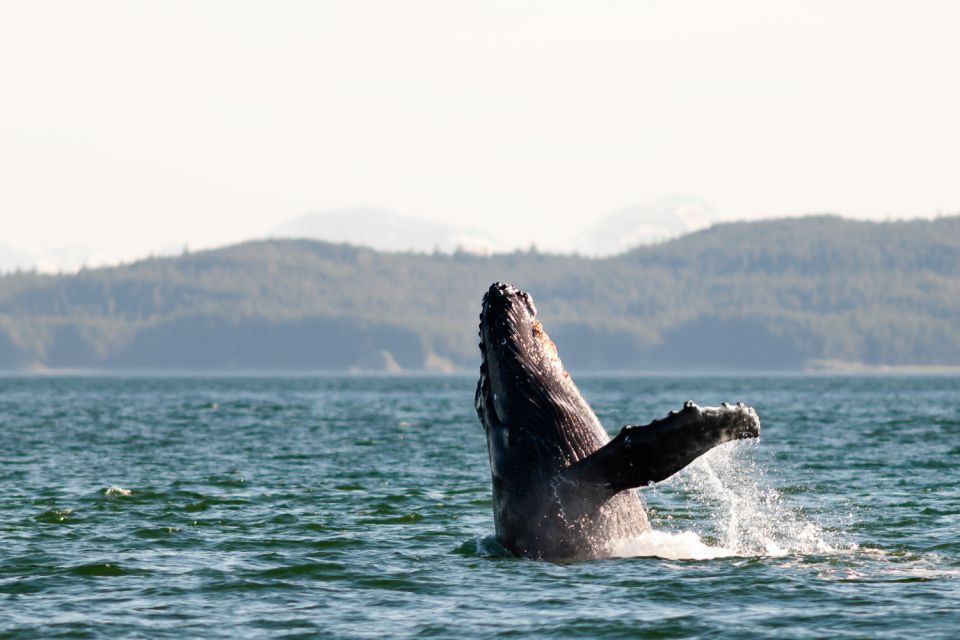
[475,282,761,560]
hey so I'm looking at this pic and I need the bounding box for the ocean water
[0,374,958,638]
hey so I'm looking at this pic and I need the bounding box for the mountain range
[1,215,958,372]
[3,198,721,274]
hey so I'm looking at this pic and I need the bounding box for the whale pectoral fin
[561,401,761,495]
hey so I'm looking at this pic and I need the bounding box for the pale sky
[2,1,959,264]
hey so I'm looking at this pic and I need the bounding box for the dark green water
[1,374,958,638]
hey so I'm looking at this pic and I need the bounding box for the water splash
[619,441,838,560]
[685,441,834,555]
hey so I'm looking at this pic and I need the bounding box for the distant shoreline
[3,365,960,377]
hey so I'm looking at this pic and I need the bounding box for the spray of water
[612,440,836,560]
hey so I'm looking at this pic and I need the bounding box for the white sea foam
[104,485,132,497]
[610,529,735,560]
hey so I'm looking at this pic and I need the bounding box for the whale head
[475,282,597,449]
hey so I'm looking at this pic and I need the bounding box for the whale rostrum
[475,282,761,560]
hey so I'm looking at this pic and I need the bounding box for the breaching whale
[475,282,761,560]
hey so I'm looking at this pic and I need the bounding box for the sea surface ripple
[1,374,958,638]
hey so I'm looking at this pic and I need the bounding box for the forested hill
[2,215,959,372]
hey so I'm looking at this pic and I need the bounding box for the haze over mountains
[1,215,958,372]
[0,241,186,276]
[270,206,503,255]
[565,197,717,256]
[271,198,720,257]
[2,198,722,273]
[0,242,120,275]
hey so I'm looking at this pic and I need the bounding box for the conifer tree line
[1,216,958,371]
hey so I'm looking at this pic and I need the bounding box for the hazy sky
[2,1,959,262]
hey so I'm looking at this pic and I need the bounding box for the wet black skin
[475,283,761,560]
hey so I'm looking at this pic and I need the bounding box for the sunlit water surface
[1,374,958,638]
